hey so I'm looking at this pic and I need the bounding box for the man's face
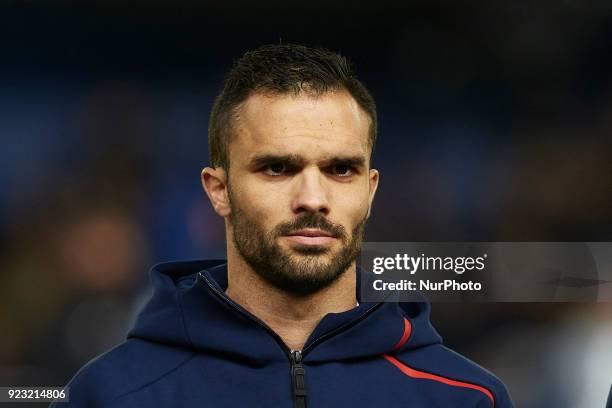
[223,90,378,295]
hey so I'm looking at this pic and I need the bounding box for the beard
[228,189,367,296]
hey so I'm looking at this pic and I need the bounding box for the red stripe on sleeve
[383,354,495,406]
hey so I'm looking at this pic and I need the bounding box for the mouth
[283,229,337,246]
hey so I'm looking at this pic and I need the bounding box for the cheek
[334,184,371,224]
[232,179,287,226]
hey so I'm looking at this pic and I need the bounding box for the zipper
[198,271,382,408]
[290,350,307,408]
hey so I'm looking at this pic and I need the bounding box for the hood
[128,259,442,365]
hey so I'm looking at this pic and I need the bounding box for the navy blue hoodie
[51,259,513,407]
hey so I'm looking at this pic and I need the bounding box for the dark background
[1,2,611,406]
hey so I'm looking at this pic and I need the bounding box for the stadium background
[1,2,611,406]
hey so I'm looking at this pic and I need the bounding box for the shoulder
[391,344,514,408]
[50,339,195,408]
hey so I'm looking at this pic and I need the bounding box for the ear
[201,167,231,218]
[366,168,379,219]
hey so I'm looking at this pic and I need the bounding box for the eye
[330,164,354,177]
[264,163,287,176]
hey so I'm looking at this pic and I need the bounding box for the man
[54,44,513,407]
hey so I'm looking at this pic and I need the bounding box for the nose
[291,167,330,216]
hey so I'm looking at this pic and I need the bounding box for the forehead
[230,90,371,163]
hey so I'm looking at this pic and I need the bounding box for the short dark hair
[208,43,377,170]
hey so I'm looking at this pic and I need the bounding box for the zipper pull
[290,350,307,408]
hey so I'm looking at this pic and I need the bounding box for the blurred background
[0,1,611,407]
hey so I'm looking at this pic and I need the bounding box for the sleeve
[491,379,515,408]
[48,362,103,408]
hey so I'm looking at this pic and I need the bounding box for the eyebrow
[247,154,366,169]
[325,156,366,168]
[249,154,305,169]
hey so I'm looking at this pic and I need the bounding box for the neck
[225,250,357,351]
